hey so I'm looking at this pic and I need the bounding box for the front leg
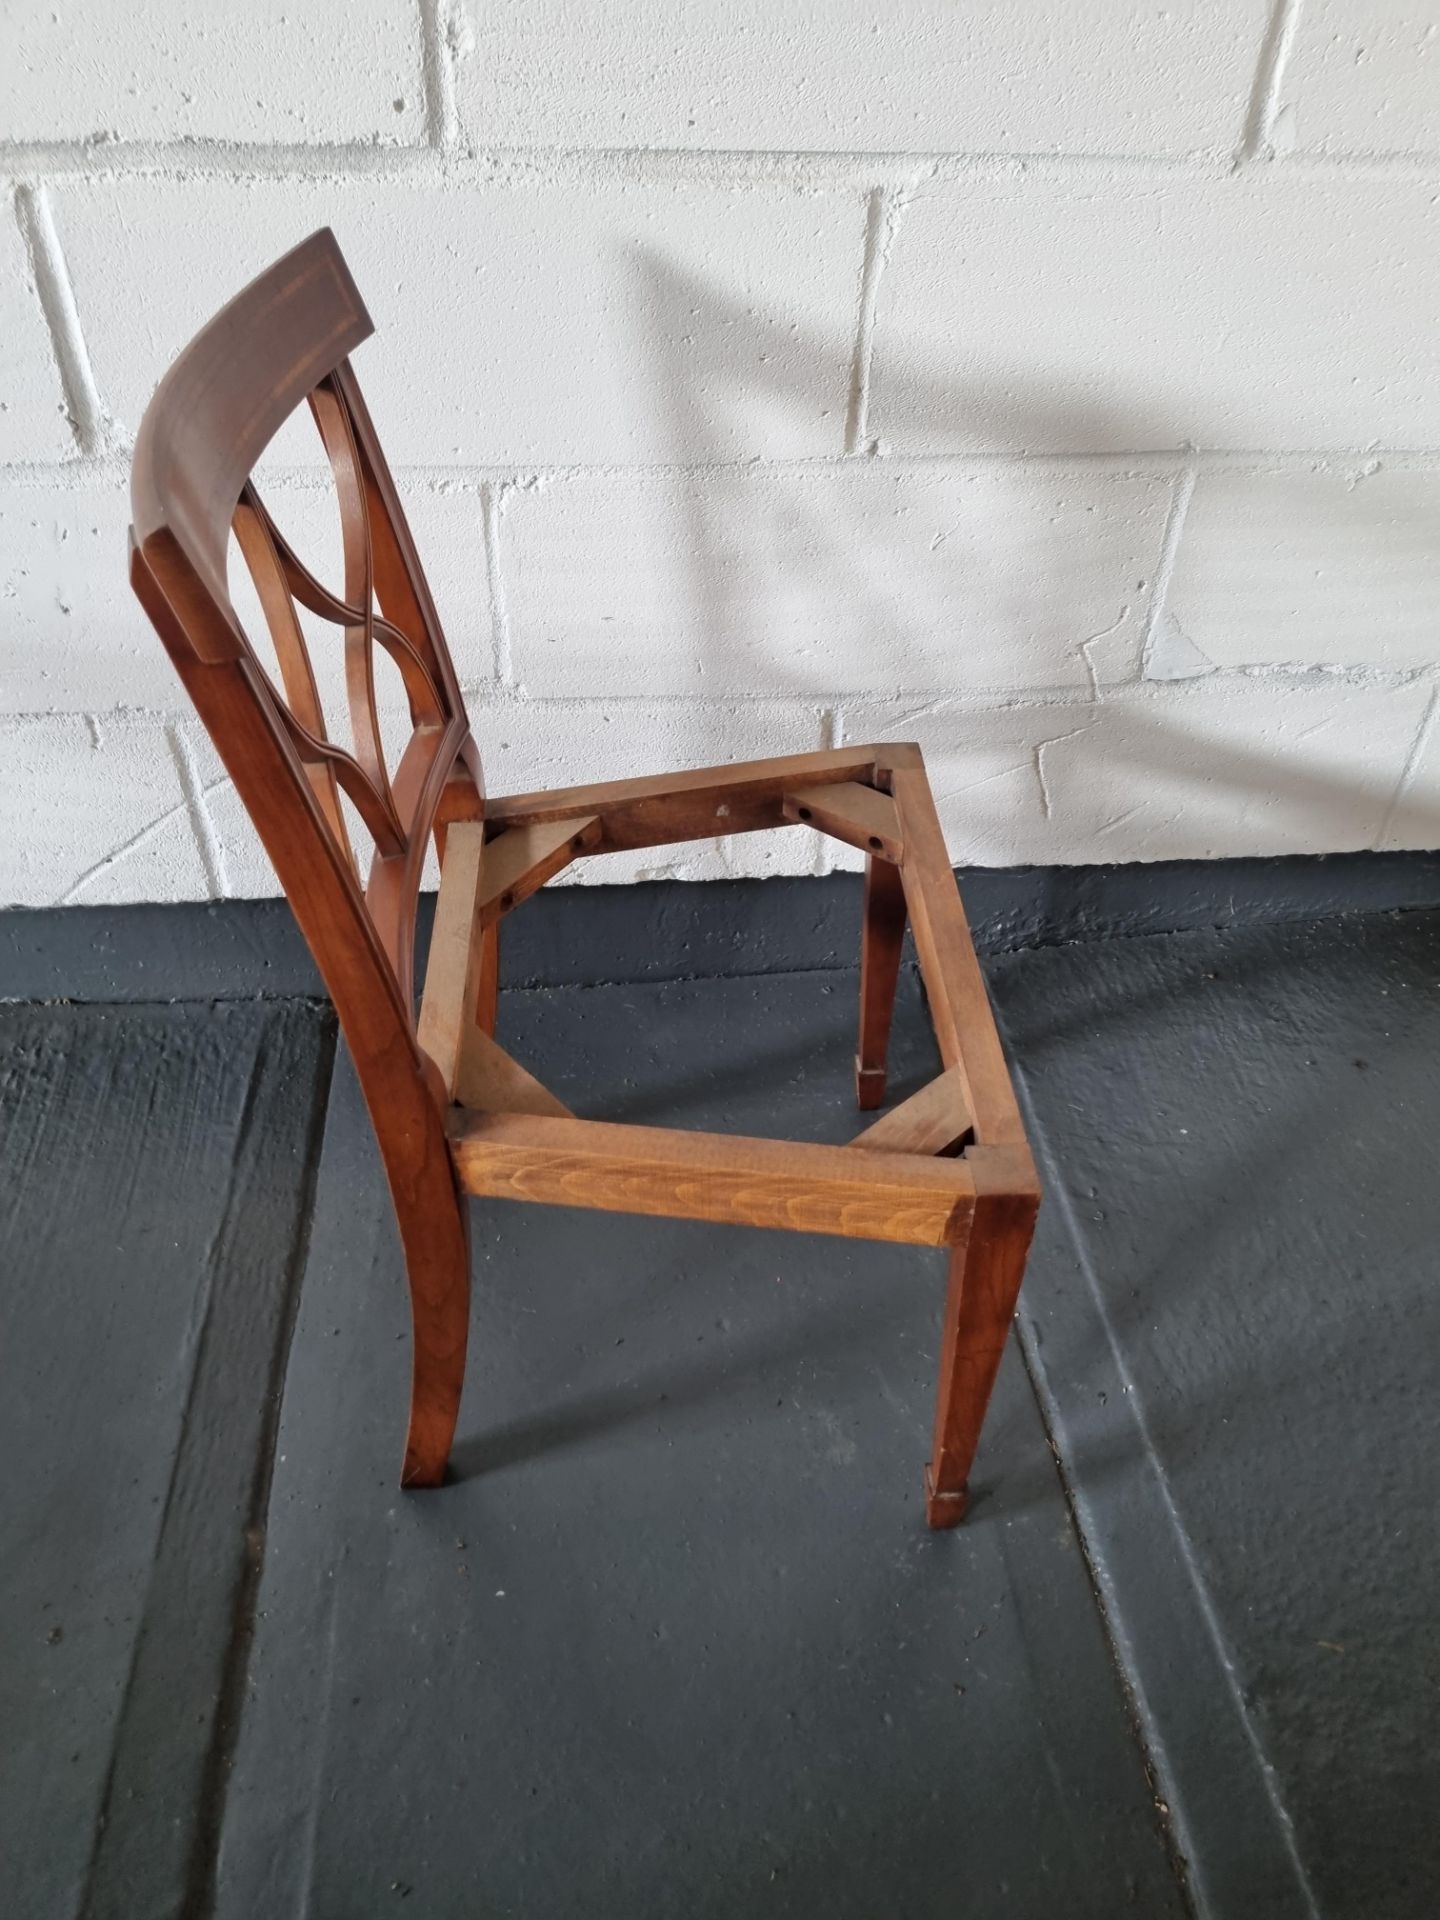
[925,1152,1039,1527]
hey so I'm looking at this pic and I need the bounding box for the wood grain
[454,1028,573,1119]
[132,568,474,1491]
[477,816,600,924]
[783,781,903,864]
[416,820,486,1097]
[848,1067,972,1157]
[474,920,500,1038]
[129,231,1037,1519]
[925,1144,1040,1528]
[855,852,907,1110]
[129,231,481,1490]
[486,749,881,852]
[888,762,1026,1145]
[449,1113,976,1246]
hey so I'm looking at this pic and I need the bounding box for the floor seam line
[1008,1049,1323,1920]
[10,890,1440,1007]
[179,1014,339,1920]
[73,1032,278,1920]
[1011,1324,1200,1917]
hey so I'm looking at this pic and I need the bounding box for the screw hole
[798,806,812,820]
[501,891,514,909]
[868,835,883,850]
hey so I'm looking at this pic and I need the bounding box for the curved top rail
[131,229,372,649]
[128,227,482,1029]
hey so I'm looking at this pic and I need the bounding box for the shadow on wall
[201,225,1439,890]
[608,244,1440,867]
[638,248,1134,702]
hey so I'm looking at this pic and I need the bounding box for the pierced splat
[227,380,476,1002]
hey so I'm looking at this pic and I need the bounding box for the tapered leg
[925,1176,1039,1528]
[856,852,907,1109]
[378,1119,472,1488]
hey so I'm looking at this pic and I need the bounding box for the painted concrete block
[869,178,1440,453]
[0,479,488,714]
[1166,467,1440,672]
[843,681,1433,863]
[1280,1,1440,158]
[1,482,177,712]
[467,696,828,885]
[0,712,210,906]
[193,775,275,902]
[839,698,1081,866]
[0,0,426,145]
[1,205,74,461]
[194,697,824,897]
[229,479,493,703]
[10,6,1440,895]
[456,0,1263,158]
[503,464,1167,698]
[1378,696,1440,852]
[53,179,863,466]
[1036,684,1434,860]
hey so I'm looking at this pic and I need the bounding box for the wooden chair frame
[129,230,1038,1529]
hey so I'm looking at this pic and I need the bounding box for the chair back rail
[129,229,483,1051]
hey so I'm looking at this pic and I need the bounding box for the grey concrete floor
[2,874,1437,1919]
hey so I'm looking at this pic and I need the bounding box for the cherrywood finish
[782,780,904,865]
[888,765,1027,1146]
[448,1113,976,1246]
[848,1066,972,1157]
[129,230,1038,1525]
[855,852,908,1110]
[130,231,480,1488]
[475,922,501,1038]
[485,749,877,850]
[924,1147,1040,1527]
[476,817,601,924]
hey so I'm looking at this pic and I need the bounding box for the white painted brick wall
[842,681,1440,867]
[0,711,214,905]
[1166,467,1440,671]
[1,1,428,145]
[867,177,1440,454]
[1279,1,1440,158]
[501,465,1168,697]
[454,1,1265,158]
[4,0,1440,905]
[52,178,864,465]
[1,197,74,460]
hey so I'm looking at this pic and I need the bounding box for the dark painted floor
[0,1001,334,1920]
[3,876,1437,1919]
[996,912,1440,1920]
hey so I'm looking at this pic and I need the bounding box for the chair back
[129,229,483,1082]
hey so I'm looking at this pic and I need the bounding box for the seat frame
[129,229,1037,1528]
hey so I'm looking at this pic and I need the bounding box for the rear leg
[389,1138,471,1488]
[856,852,907,1109]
